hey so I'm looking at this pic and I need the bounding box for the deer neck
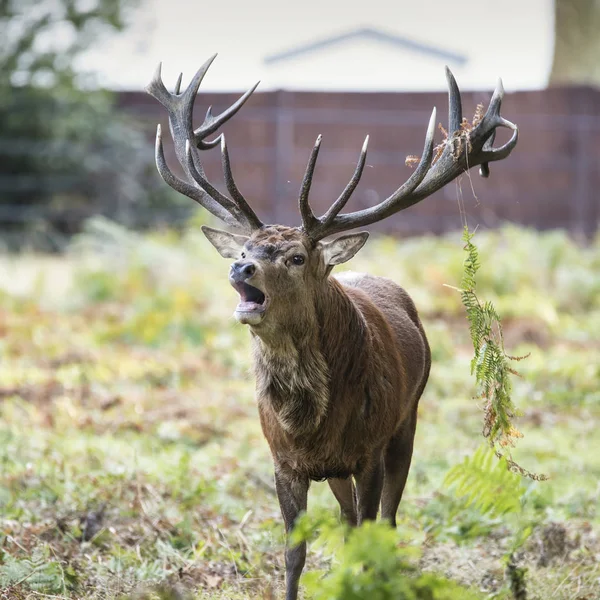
[250,278,366,436]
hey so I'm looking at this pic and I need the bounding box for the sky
[77,0,555,92]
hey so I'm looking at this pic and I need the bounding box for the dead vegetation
[405,103,486,168]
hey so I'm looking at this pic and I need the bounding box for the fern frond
[444,446,524,518]
[0,547,67,594]
[455,226,547,481]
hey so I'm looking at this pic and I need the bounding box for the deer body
[146,55,517,600]
[200,224,431,599]
[255,271,430,484]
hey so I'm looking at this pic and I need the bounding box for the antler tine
[476,78,518,140]
[483,77,505,125]
[303,69,518,241]
[154,125,242,228]
[196,81,261,149]
[174,72,183,95]
[176,56,218,155]
[183,139,242,216]
[298,135,322,231]
[221,136,263,230]
[475,78,518,178]
[446,66,463,135]
[147,55,263,233]
[384,107,437,203]
[320,135,369,227]
[146,63,171,106]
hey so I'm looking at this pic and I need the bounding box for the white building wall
[78,0,555,92]
[263,39,464,92]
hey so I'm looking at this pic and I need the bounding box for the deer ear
[320,232,369,266]
[201,226,249,259]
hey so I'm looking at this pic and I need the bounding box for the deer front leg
[354,455,384,525]
[274,468,309,600]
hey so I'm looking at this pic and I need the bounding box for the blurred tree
[549,0,600,86]
[1,0,130,84]
[0,0,184,249]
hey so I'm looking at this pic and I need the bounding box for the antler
[146,55,263,233]
[299,67,518,242]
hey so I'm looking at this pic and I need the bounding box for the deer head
[146,55,518,331]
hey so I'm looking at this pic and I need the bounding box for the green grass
[1,217,599,599]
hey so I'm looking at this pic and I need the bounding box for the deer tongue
[232,281,266,312]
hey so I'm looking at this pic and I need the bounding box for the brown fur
[255,273,430,480]
[207,225,431,600]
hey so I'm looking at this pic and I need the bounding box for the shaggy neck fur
[251,277,368,437]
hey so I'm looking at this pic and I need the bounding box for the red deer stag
[146,55,518,600]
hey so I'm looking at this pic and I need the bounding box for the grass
[1,217,599,599]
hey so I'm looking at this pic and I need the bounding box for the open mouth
[231,281,267,315]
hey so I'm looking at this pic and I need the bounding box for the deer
[146,55,518,600]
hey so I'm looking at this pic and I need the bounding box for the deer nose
[230,261,256,283]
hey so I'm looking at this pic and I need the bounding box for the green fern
[0,546,74,594]
[444,445,524,518]
[458,226,546,480]
[292,514,482,600]
[444,446,537,596]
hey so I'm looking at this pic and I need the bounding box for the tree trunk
[549,0,600,86]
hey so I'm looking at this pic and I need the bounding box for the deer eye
[291,254,305,266]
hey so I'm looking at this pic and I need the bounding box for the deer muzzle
[229,261,268,325]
